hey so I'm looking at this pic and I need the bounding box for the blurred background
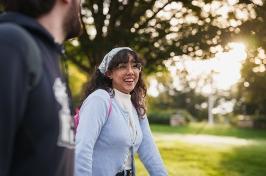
[1,0,266,175]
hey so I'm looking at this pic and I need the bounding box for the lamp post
[208,94,214,125]
[207,70,217,125]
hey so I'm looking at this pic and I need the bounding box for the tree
[236,0,266,52]
[236,48,266,116]
[66,0,257,74]
[1,0,264,75]
[234,1,266,117]
[146,62,209,120]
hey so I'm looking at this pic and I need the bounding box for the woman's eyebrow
[129,59,138,63]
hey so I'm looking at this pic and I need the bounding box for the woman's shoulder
[81,89,111,108]
[86,89,111,101]
[92,89,110,97]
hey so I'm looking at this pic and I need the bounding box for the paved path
[153,133,265,147]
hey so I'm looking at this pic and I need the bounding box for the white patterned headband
[98,47,133,74]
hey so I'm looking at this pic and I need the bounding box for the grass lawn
[135,123,266,176]
[150,123,266,140]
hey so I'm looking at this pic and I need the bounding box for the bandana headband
[98,47,133,74]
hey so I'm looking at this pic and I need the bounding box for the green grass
[135,123,266,176]
[150,123,266,140]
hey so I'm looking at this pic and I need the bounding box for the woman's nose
[126,64,134,74]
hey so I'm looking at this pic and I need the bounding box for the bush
[176,109,195,122]
[148,109,175,125]
[147,109,195,125]
[253,115,266,129]
[230,114,266,129]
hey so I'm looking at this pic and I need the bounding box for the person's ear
[105,71,112,80]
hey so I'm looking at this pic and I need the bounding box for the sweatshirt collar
[114,88,131,100]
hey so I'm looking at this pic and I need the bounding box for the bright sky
[182,42,247,93]
[148,42,247,97]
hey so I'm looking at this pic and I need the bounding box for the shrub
[148,109,175,125]
[176,109,195,122]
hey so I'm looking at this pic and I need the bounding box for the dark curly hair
[82,49,147,117]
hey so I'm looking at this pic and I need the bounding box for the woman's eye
[132,63,138,68]
[133,63,142,70]
[117,64,127,69]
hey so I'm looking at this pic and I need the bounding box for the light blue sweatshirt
[75,89,167,176]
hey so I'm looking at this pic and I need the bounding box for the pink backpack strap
[74,108,80,133]
[107,98,112,117]
[74,97,112,133]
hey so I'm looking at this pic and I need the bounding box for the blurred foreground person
[0,0,82,175]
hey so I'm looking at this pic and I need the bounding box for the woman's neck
[114,88,131,99]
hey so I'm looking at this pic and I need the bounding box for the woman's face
[108,55,142,94]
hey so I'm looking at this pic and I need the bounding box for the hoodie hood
[0,12,63,53]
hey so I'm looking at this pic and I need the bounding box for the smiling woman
[75,47,168,176]
[105,52,142,94]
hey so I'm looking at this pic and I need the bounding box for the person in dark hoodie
[0,0,82,176]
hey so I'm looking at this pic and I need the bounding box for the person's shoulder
[0,23,27,42]
[81,89,111,109]
[83,89,111,104]
[91,89,111,99]
[0,23,32,53]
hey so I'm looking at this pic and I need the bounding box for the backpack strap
[107,97,112,117]
[74,97,112,133]
[0,23,42,91]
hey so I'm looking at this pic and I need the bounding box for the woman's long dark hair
[82,49,147,117]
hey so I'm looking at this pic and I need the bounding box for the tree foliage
[148,87,208,120]
[234,1,266,116]
[236,48,266,116]
[66,0,257,74]
[236,0,266,52]
[2,0,265,116]
[146,68,209,120]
